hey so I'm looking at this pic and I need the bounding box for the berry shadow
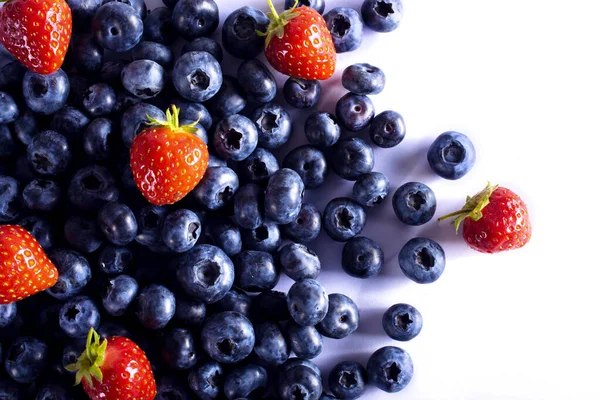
[356,307,387,336]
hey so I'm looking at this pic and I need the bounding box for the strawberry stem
[145,105,200,135]
[438,182,499,232]
[65,328,107,387]
[258,0,301,47]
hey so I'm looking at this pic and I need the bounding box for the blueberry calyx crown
[146,105,200,135]
[438,182,499,231]
[257,0,301,47]
[65,328,108,387]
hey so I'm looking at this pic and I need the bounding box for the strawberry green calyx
[65,328,108,387]
[145,105,199,135]
[438,182,500,232]
[258,0,300,47]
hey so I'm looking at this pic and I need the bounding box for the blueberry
[317,293,359,339]
[324,7,363,53]
[237,59,277,104]
[398,237,445,284]
[132,41,173,68]
[335,93,375,132]
[253,321,290,365]
[251,103,293,150]
[330,138,374,181]
[427,131,476,180]
[328,361,368,400]
[160,209,201,253]
[205,75,247,118]
[367,346,413,393]
[97,202,138,245]
[222,6,269,59]
[92,2,144,52]
[283,78,321,109]
[200,311,255,363]
[64,215,104,253]
[342,63,386,95]
[66,0,102,31]
[172,51,223,103]
[283,358,322,378]
[212,114,258,161]
[181,37,223,62]
[172,98,213,130]
[83,118,115,161]
[174,244,235,303]
[13,109,37,147]
[287,279,328,327]
[99,60,125,85]
[0,125,15,159]
[22,69,69,115]
[192,166,239,210]
[135,284,176,329]
[279,243,321,281]
[102,0,147,19]
[188,361,224,399]
[305,111,341,148]
[323,198,366,242]
[205,217,242,257]
[59,296,101,338]
[283,145,328,189]
[251,290,290,322]
[70,34,104,75]
[211,289,251,317]
[382,303,423,341]
[82,83,116,116]
[233,183,264,230]
[0,92,18,124]
[102,274,139,316]
[361,0,403,32]
[175,297,207,327]
[135,204,170,251]
[392,182,437,226]
[121,60,165,100]
[341,236,383,279]
[98,245,133,275]
[352,172,390,207]
[4,337,48,383]
[46,248,92,300]
[234,250,279,292]
[282,203,322,244]
[370,110,406,148]
[286,323,323,359]
[224,363,268,399]
[265,168,304,225]
[285,0,325,14]
[279,364,323,400]
[0,303,17,328]
[144,7,178,45]
[242,220,281,253]
[0,176,21,223]
[121,102,166,147]
[172,0,219,40]
[162,328,197,370]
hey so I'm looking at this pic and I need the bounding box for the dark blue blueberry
[279,243,321,281]
[316,293,359,339]
[383,303,423,341]
[251,103,292,150]
[175,297,206,327]
[205,75,247,118]
[59,296,101,338]
[330,138,374,181]
[162,328,197,370]
[279,364,323,400]
[352,172,390,207]
[174,244,235,303]
[283,78,321,109]
[188,361,224,400]
[66,0,102,32]
[335,93,375,132]
[46,248,92,299]
[135,284,176,329]
[92,2,144,52]
[0,303,17,328]
[222,6,269,59]
[121,102,166,147]
[323,198,366,242]
[13,109,37,147]
[18,216,54,250]
[162,208,201,253]
[82,83,116,116]
[102,0,147,19]
[70,34,104,75]
[101,274,138,316]
[398,237,445,284]
[392,182,437,226]
[0,91,18,124]
[342,63,386,95]
[22,69,69,115]
[241,220,281,253]
[283,145,328,189]
[427,131,476,180]
[135,204,171,252]
[172,51,223,103]
[192,166,239,211]
[238,60,277,104]
[281,202,322,243]
[26,131,72,177]
[121,60,165,99]
[253,321,289,365]
[35,383,71,400]
[224,363,268,398]
[212,114,258,161]
[233,183,264,230]
[0,125,15,158]
[341,236,383,279]
[286,323,323,359]
[200,311,255,364]
[324,7,363,53]
[369,110,406,148]
[251,290,290,322]
[0,176,21,223]
[305,111,340,148]
[172,98,213,131]
[98,245,133,275]
[361,0,403,32]
[144,7,178,45]
[265,168,304,225]
[83,118,115,161]
[50,106,90,140]
[285,0,325,13]
[97,202,138,245]
[211,288,251,316]
[64,215,104,253]
[181,37,223,62]
[328,361,368,400]
[234,250,279,292]
[132,41,174,67]
[287,279,328,327]
[4,337,48,383]
[205,217,242,257]
[172,0,219,40]
[367,346,413,393]
[0,61,26,91]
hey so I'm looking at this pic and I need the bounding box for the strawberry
[130,105,209,206]
[0,0,72,74]
[0,224,58,304]
[261,0,336,80]
[67,328,157,400]
[439,183,532,254]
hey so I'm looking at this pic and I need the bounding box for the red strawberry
[67,328,157,400]
[0,224,58,304]
[261,0,336,80]
[0,0,72,74]
[130,105,209,206]
[439,183,532,254]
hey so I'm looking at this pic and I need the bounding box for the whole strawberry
[130,105,209,206]
[261,0,336,80]
[439,183,532,253]
[0,225,58,304]
[0,0,72,74]
[67,328,157,400]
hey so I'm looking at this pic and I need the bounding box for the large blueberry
[317,293,360,339]
[172,51,222,102]
[161,208,201,253]
[283,145,328,189]
[233,183,264,230]
[335,93,375,132]
[0,92,18,124]
[191,166,239,210]
[367,346,413,393]
[328,361,368,399]
[342,236,384,278]
[392,182,437,226]
[101,274,139,316]
[121,60,165,99]
[181,37,223,62]
[383,303,423,342]
[330,138,374,181]
[238,147,280,183]
[205,217,242,257]
[59,296,101,338]
[224,364,268,399]
[342,63,386,95]
[279,243,321,281]
[234,250,279,292]
[121,102,166,148]
[212,114,258,161]
[361,0,403,32]
[238,59,277,103]
[286,322,323,359]
[370,110,406,148]
[323,197,366,242]
[205,75,247,118]
[200,311,255,363]
[46,248,92,300]
[398,237,445,284]
[287,279,328,327]
[162,328,198,370]
[251,103,293,150]
[427,131,476,180]
[172,0,219,40]
[352,172,390,207]
[324,7,363,53]
[4,337,48,383]
[64,215,104,253]
[265,168,304,225]
[222,6,269,59]
[22,69,69,115]
[96,202,138,246]
[98,245,133,275]
[253,321,290,366]
[305,111,340,148]
[135,284,176,329]
[0,176,21,223]
[188,361,224,399]
[281,203,322,244]
[283,78,321,109]
[132,41,174,68]
[92,2,144,52]
[279,364,322,400]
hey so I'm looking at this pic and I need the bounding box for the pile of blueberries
[0,0,477,398]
